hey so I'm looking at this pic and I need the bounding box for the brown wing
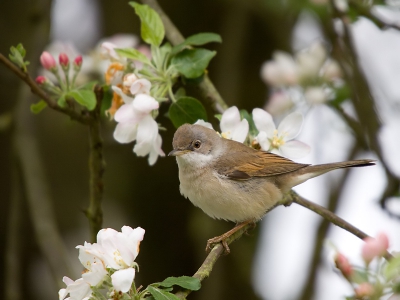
[214,145,309,180]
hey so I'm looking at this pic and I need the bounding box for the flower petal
[256,131,271,151]
[114,104,137,123]
[277,112,303,140]
[132,94,159,114]
[82,261,107,286]
[113,122,138,144]
[111,268,136,293]
[194,119,214,130]
[231,119,249,143]
[66,278,92,300]
[59,288,68,300]
[220,106,241,133]
[148,134,165,166]
[279,140,310,159]
[130,79,151,95]
[134,116,158,156]
[112,86,134,104]
[252,108,275,136]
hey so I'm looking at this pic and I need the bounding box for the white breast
[176,154,283,222]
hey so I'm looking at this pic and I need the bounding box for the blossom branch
[85,85,106,243]
[140,0,229,113]
[0,53,92,124]
[289,191,393,261]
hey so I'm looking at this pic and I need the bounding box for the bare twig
[0,53,92,124]
[85,85,105,242]
[140,0,229,113]
[291,191,393,261]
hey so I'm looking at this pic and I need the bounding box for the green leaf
[115,48,151,65]
[30,100,47,114]
[67,89,97,110]
[158,276,201,291]
[174,87,186,100]
[384,254,400,279]
[57,95,67,108]
[16,43,26,57]
[349,269,369,284]
[147,286,179,300]
[214,114,222,121]
[172,33,222,55]
[240,109,257,136]
[171,49,216,79]
[101,85,113,116]
[129,2,165,47]
[169,97,207,128]
[77,81,97,91]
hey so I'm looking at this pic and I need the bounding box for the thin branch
[140,0,229,113]
[290,191,393,261]
[175,221,256,299]
[0,53,92,124]
[85,85,106,242]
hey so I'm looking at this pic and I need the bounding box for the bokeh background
[1,0,400,299]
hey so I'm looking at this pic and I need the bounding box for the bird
[168,124,375,253]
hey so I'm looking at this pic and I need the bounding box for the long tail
[289,159,375,187]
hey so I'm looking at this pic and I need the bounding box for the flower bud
[355,282,374,298]
[35,76,47,85]
[335,252,353,279]
[304,87,328,104]
[73,55,83,68]
[362,232,389,264]
[122,73,138,93]
[40,51,57,70]
[59,53,69,68]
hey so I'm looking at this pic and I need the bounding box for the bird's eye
[193,140,202,149]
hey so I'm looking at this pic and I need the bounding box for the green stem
[85,86,105,242]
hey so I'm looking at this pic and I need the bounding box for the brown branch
[0,53,92,124]
[140,0,229,113]
[290,191,393,261]
[85,85,105,242]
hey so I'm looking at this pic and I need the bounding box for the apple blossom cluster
[334,232,400,299]
[196,106,310,159]
[59,226,144,300]
[260,42,343,116]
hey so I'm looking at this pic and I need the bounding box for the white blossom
[112,86,165,165]
[304,86,328,104]
[220,106,249,143]
[59,277,92,300]
[252,108,310,159]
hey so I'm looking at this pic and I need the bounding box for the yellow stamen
[270,130,286,149]
[106,84,124,120]
[105,62,124,85]
[221,131,231,139]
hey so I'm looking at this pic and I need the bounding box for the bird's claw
[206,236,230,255]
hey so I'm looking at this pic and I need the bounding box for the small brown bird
[169,124,375,252]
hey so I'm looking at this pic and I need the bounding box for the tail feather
[288,159,375,188]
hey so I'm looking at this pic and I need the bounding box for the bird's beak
[168,148,190,156]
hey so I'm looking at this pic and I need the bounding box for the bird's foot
[205,220,255,255]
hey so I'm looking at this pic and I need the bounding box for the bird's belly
[179,170,283,223]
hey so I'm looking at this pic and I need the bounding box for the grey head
[168,124,222,157]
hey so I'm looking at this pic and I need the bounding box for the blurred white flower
[304,86,328,104]
[265,91,294,116]
[59,276,92,300]
[220,106,249,143]
[76,242,107,286]
[296,42,327,81]
[252,109,310,159]
[334,0,348,12]
[321,59,342,81]
[261,52,299,87]
[112,86,165,165]
[122,74,151,95]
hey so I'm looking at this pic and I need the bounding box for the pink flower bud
[355,282,374,298]
[35,76,47,85]
[40,51,56,70]
[362,232,389,263]
[73,55,82,67]
[335,253,353,278]
[59,53,69,67]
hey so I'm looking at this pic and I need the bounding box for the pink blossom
[74,55,83,67]
[362,232,389,263]
[40,51,56,70]
[355,282,374,298]
[59,53,69,67]
[35,76,47,85]
[334,252,353,278]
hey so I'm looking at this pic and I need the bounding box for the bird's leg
[206,220,255,254]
